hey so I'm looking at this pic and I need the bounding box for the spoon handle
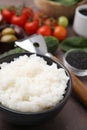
[52,55,87,107]
[70,73,87,107]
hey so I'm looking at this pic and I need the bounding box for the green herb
[49,0,82,6]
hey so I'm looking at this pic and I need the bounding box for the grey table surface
[0,0,87,130]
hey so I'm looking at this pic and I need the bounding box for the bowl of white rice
[0,52,71,125]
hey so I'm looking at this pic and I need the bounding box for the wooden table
[0,0,87,130]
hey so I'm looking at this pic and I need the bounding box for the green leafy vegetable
[60,36,87,52]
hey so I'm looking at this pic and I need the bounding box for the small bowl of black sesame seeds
[63,49,87,77]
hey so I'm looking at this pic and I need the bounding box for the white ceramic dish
[63,49,87,77]
[73,4,87,38]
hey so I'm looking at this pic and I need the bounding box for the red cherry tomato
[33,11,48,21]
[33,11,41,20]
[24,19,39,35]
[11,14,27,27]
[2,7,15,23]
[33,11,49,26]
[44,18,52,27]
[37,25,52,36]
[44,18,57,28]
[21,7,34,19]
[53,26,67,41]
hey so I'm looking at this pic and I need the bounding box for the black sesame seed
[66,50,87,70]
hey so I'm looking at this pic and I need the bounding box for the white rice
[0,54,69,112]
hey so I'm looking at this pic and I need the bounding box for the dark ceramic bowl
[0,52,72,125]
[0,24,25,54]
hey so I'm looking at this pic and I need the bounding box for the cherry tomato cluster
[1,6,68,41]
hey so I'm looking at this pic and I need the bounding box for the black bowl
[0,52,72,125]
